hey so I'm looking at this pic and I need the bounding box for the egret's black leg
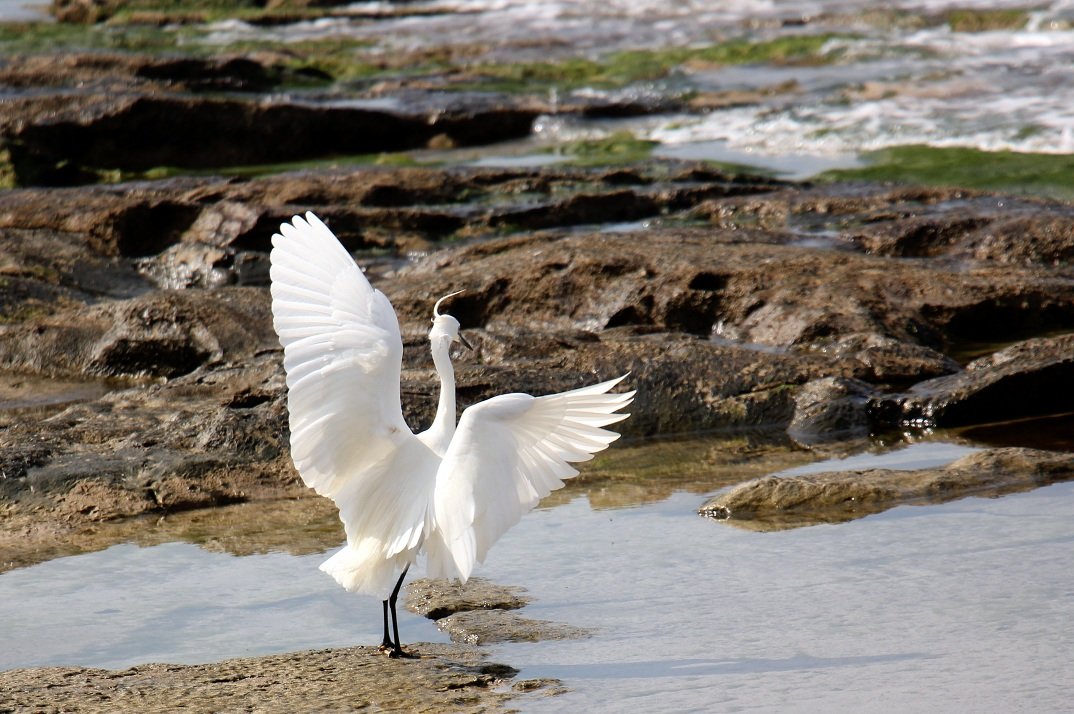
[387,565,416,658]
[380,600,393,650]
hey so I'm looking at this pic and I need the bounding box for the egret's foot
[387,646,419,659]
[377,642,395,655]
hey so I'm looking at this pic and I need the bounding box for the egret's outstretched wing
[429,375,635,581]
[270,213,427,561]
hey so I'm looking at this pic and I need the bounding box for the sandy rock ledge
[406,577,593,645]
[701,446,1074,530]
[0,643,560,713]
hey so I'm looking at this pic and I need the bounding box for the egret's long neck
[425,338,456,455]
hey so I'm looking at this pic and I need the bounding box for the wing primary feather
[271,211,432,600]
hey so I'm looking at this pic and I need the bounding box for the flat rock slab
[406,577,530,620]
[437,609,593,645]
[0,643,558,713]
[700,447,1074,530]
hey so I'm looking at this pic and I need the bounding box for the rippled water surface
[190,0,1074,178]
[2,439,1072,712]
[7,0,1069,183]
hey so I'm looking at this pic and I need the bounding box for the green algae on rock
[817,145,1074,200]
[468,34,849,92]
[943,7,1029,32]
[551,131,659,167]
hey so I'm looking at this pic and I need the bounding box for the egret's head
[429,290,471,348]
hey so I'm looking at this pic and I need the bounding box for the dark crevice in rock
[112,202,204,257]
[605,296,653,328]
[688,271,729,292]
[932,297,1074,345]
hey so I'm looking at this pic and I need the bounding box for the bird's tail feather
[320,539,412,599]
[423,530,472,584]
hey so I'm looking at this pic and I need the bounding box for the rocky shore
[5,167,1074,565]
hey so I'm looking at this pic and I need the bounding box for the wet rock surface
[406,577,589,645]
[787,376,875,446]
[870,333,1074,428]
[6,92,541,184]
[700,447,1074,530]
[0,643,527,713]
[3,167,1074,558]
[406,577,530,620]
[0,39,683,187]
[436,610,593,645]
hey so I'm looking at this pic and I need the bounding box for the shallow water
[653,140,863,181]
[0,373,113,429]
[0,0,49,22]
[774,440,981,476]
[491,483,1074,713]
[0,542,448,671]
[1,438,1072,711]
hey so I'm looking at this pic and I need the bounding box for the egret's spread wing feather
[271,213,429,568]
[429,375,634,582]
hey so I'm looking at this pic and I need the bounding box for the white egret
[269,212,634,658]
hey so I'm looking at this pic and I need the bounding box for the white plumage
[270,211,633,655]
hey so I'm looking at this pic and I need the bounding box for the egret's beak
[458,333,474,350]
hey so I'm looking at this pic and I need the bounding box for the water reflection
[0,372,113,426]
[1,497,345,576]
[546,431,813,510]
[489,487,1074,713]
[10,424,1072,574]
[3,431,816,574]
[959,411,1074,452]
